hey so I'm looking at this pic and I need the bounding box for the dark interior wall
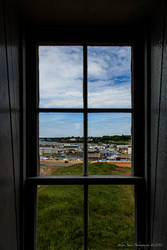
[150,1,167,249]
[0,2,20,250]
[0,0,167,249]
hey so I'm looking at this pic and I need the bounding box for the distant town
[40,135,132,162]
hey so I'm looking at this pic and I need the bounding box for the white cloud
[88,83,131,108]
[39,46,83,108]
[88,46,131,80]
[39,46,131,108]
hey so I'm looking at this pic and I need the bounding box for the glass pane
[88,185,135,250]
[88,113,132,175]
[37,185,84,250]
[39,113,83,176]
[88,46,131,108]
[39,46,83,108]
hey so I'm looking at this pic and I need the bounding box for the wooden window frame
[24,27,148,250]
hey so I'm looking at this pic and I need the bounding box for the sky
[39,46,131,137]
[39,113,131,137]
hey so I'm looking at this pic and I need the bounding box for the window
[25,29,146,250]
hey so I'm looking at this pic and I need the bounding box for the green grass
[51,162,130,176]
[37,163,134,250]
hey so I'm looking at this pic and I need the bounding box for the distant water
[39,140,64,145]
[39,140,80,146]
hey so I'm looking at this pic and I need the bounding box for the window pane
[39,113,83,176]
[37,185,84,250]
[88,113,132,175]
[88,46,131,108]
[88,185,135,249]
[39,46,83,108]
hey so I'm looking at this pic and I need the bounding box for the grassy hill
[37,163,134,250]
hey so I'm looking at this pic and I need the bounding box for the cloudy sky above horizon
[39,46,131,137]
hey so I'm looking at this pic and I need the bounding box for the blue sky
[39,46,131,137]
[39,113,131,137]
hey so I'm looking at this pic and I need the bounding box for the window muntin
[25,41,145,250]
[37,184,135,250]
[38,45,133,177]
